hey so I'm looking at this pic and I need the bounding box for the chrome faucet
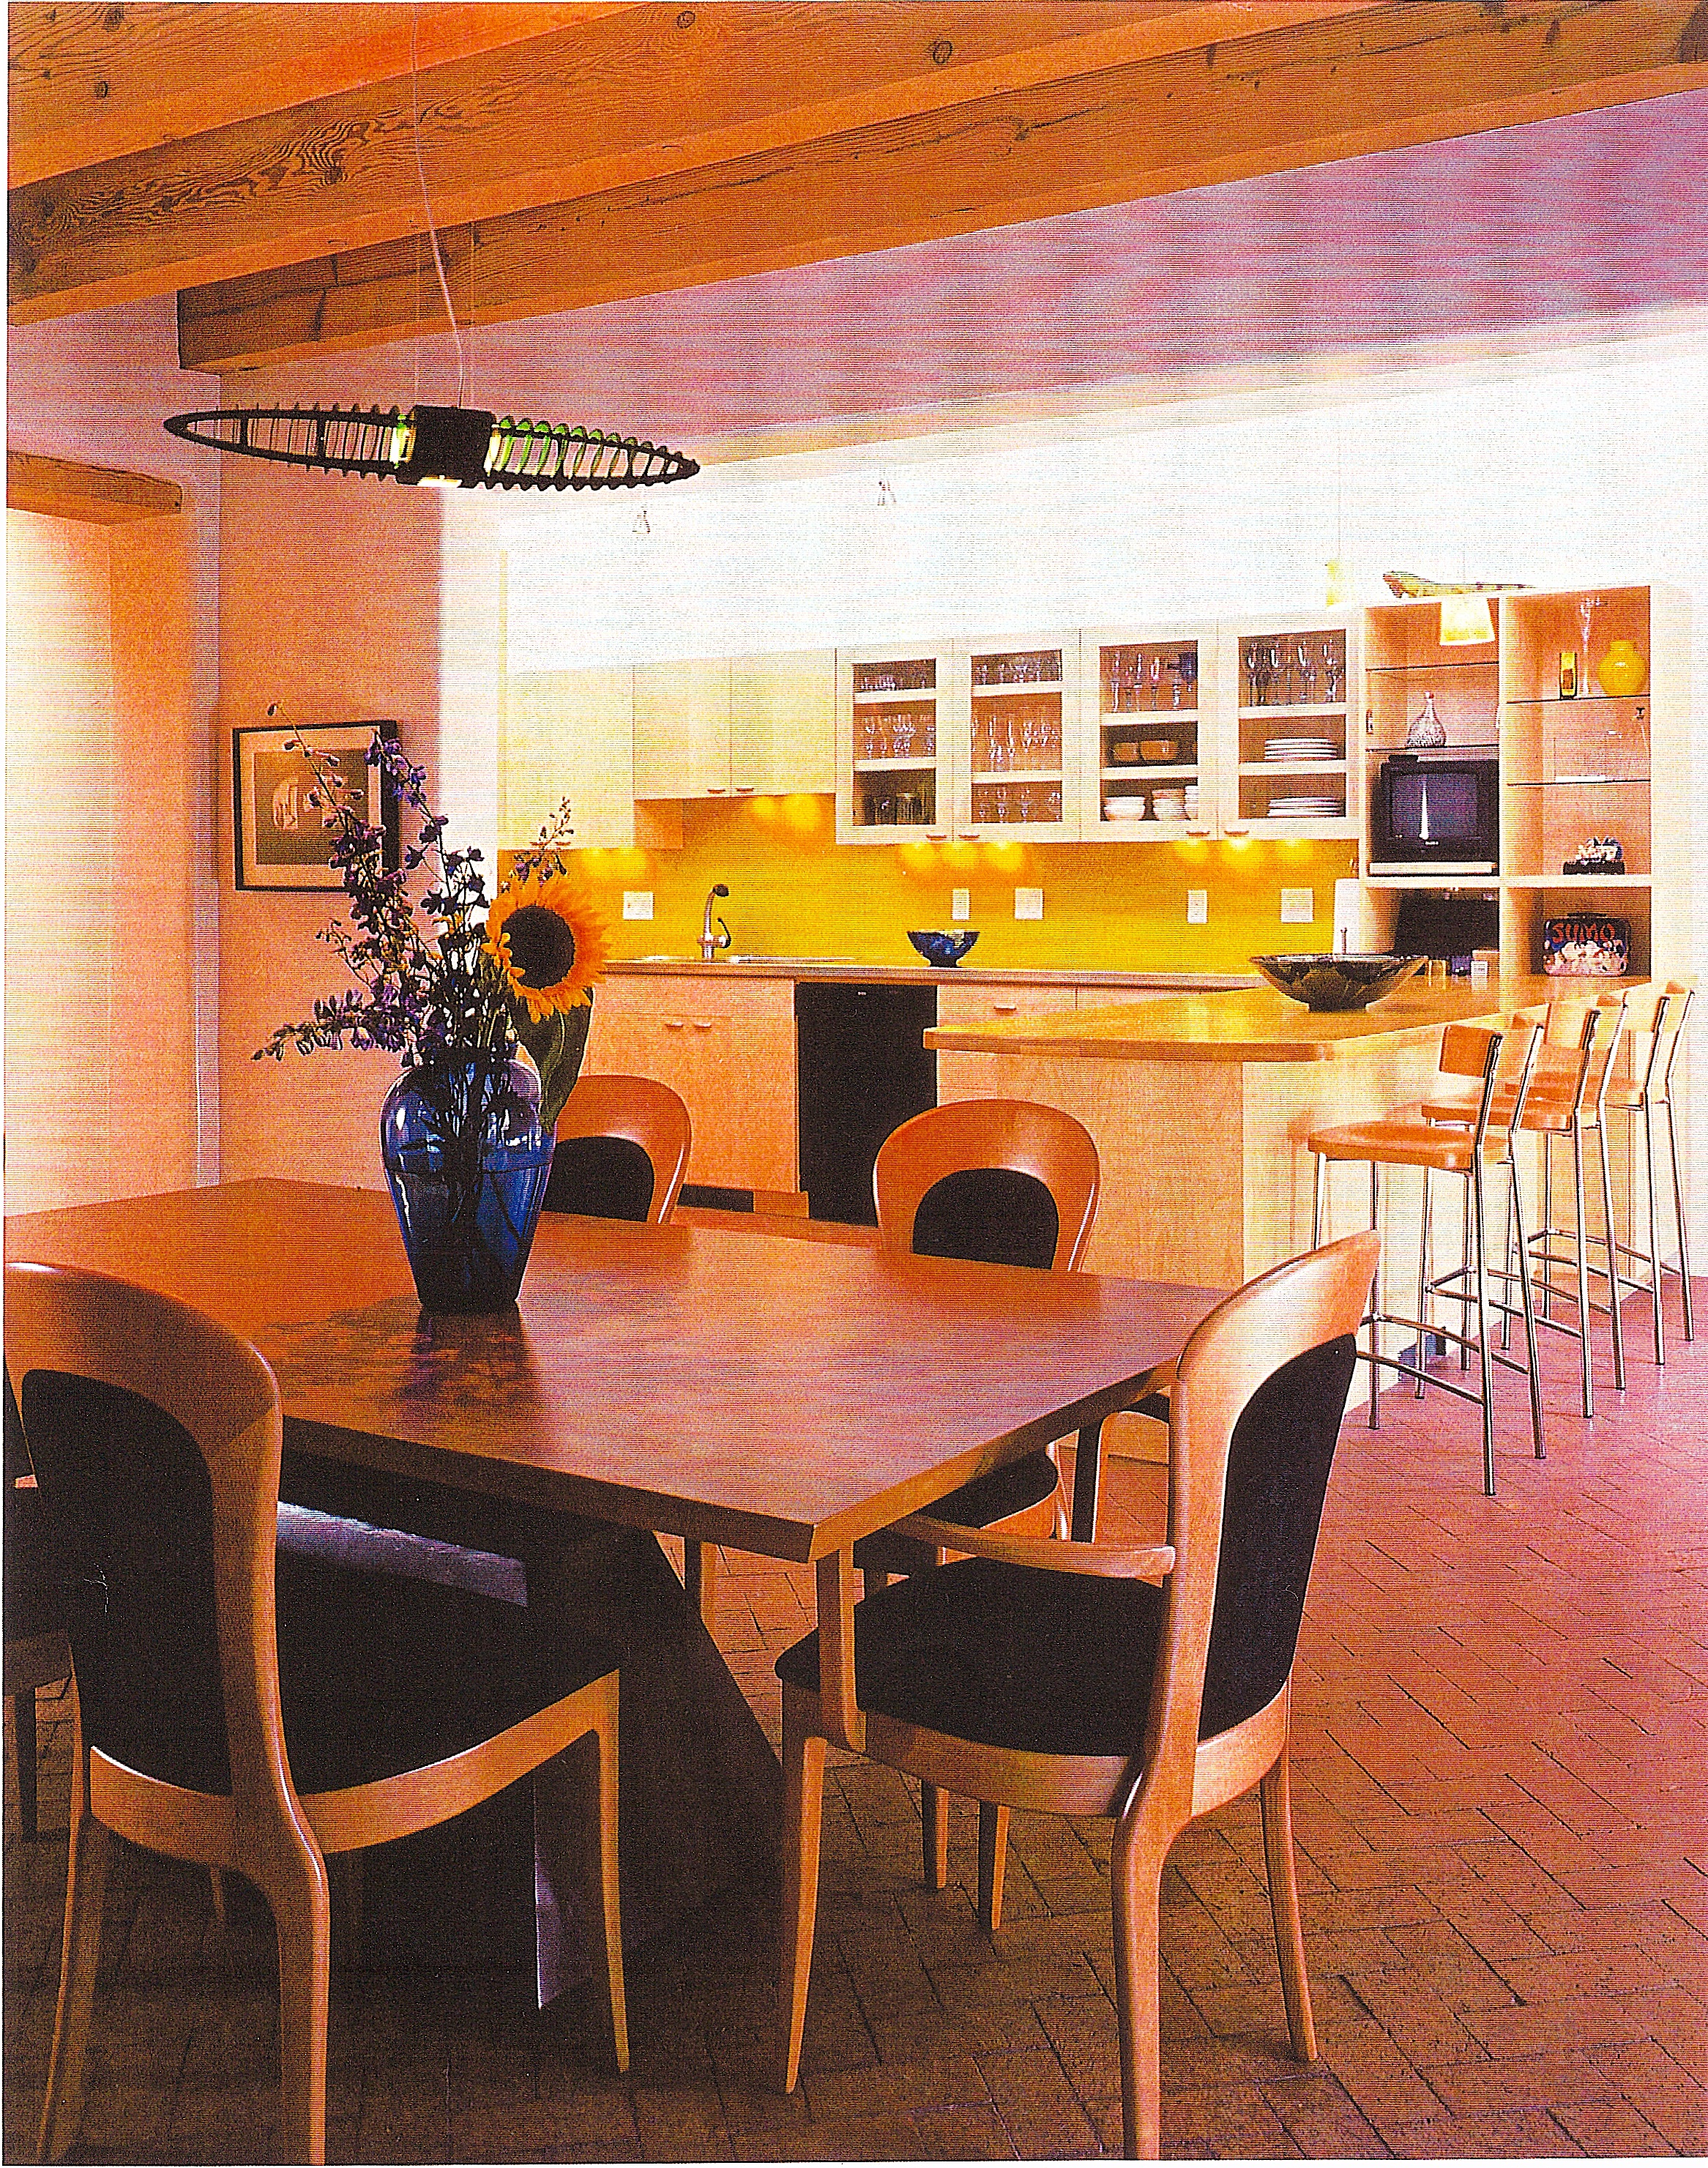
[699,883,732,962]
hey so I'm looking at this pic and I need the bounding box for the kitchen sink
[635,953,855,966]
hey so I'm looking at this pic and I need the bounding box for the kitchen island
[926,974,1590,1290]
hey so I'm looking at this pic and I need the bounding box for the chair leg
[1596,1118,1628,1392]
[267,1863,332,2167]
[684,1540,718,1633]
[1570,1125,1595,1419]
[1663,1098,1694,1341]
[1643,1106,1666,1365]
[39,1762,111,2164]
[1367,1163,1381,1432]
[1110,1813,1170,2161]
[921,1782,949,1891]
[780,1710,827,2093]
[1258,1744,1316,2065]
[1507,1157,1546,1462]
[1414,1167,1431,1397]
[977,1803,1010,1934]
[1471,1161,1498,1497]
[589,1684,628,2074]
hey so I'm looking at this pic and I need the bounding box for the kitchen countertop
[607,960,1258,991]
[924,974,1595,1064]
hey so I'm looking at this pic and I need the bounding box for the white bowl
[1103,797,1149,820]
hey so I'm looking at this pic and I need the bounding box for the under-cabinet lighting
[1439,595,1496,645]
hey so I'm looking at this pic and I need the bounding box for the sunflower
[484,868,610,1021]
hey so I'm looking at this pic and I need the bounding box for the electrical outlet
[951,888,971,923]
[1187,889,1208,925]
[1280,887,1316,925]
[1014,887,1043,921]
[622,890,654,920]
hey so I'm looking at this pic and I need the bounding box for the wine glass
[1297,640,1317,704]
[1248,641,1271,707]
[892,715,913,759]
[1178,650,1198,707]
[859,715,877,761]
[1147,654,1163,709]
[1577,595,1600,683]
[1321,638,1342,703]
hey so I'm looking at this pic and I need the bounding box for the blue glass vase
[378,1051,553,1314]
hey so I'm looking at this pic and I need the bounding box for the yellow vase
[1596,638,1647,696]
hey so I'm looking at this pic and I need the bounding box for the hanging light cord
[411,5,466,407]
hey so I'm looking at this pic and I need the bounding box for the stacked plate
[1267,794,1340,819]
[1263,737,1338,762]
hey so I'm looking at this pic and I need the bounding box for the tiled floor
[5,1271,1705,2161]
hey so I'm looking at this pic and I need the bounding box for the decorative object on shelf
[1381,570,1527,647]
[1250,953,1425,1011]
[1381,570,1530,597]
[1103,797,1149,822]
[1138,738,1176,761]
[1405,692,1447,748]
[1559,649,1578,699]
[1596,638,1648,696]
[1562,835,1626,876]
[907,929,979,967]
[256,726,608,1312]
[233,720,400,891]
[1543,915,1630,977]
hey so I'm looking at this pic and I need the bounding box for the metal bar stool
[1422,994,1626,1419]
[1601,980,1696,1366]
[1308,1019,1544,1496]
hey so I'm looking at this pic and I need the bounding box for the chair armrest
[890,1513,1174,1581]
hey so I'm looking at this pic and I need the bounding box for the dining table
[5,1177,1221,1983]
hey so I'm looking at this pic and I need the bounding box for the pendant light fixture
[163,12,697,493]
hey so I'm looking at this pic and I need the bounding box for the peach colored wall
[215,456,447,1187]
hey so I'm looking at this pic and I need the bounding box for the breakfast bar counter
[926,974,1581,1289]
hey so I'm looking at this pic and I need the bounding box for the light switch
[951,888,971,923]
[1187,889,1208,925]
[622,890,654,920]
[1014,887,1044,921]
[1280,887,1316,925]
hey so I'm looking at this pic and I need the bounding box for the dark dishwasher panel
[796,982,938,1224]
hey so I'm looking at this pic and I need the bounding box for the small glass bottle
[1559,650,1578,699]
[1405,692,1447,748]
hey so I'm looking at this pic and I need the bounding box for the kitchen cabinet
[584,972,799,1199]
[1081,622,1213,842]
[1358,582,1688,980]
[502,666,655,852]
[1214,612,1357,842]
[633,648,837,801]
[836,644,956,845]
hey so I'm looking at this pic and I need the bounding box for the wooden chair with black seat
[855,1095,1111,1929]
[4,1372,70,1844]
[776,1229,1379,2156]
[6,1260,627,2167]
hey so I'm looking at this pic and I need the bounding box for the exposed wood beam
[8,3,635,189]
[175,0,1708,376]
[7,447,183,522]
[10,1,1370,324]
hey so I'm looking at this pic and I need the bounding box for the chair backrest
[1141,1231,1379,1776]
[4,1262,293,1816]
[1619,979,1695,1102]
[872,1098,1100,1271]
[545,1074,692,1225]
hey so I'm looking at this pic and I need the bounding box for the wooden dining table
[6,1178,1220,1973]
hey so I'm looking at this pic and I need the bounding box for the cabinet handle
[664,1018,686,1030]
[734,784,755,794]
[707,785,728,794]
[925,830,948,842]
[1225,822,1250,835]
[993,1002,1018,1014]
[1187,824,1213,837]
[692,1018,715,1031]
[958,829,982,841]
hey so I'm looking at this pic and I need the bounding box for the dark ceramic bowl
[908,929,980,968]
[1250,952,1425,1012]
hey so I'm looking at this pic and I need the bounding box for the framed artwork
[233,720,399,890]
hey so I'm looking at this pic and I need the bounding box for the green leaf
[512,994,592,1132]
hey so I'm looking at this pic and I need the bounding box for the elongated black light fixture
[162,403,698,490]
[164,10,697,493]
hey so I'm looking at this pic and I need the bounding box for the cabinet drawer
[592,975,796,1027]
[1073,986,1175,1010]
[933,983,1075,1027]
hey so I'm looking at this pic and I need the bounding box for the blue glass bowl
[1250,953,1425,1012]
[909,929,980,969]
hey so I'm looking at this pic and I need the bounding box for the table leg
[1069,1422,1103,1542]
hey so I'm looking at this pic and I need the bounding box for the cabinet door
[1081,625,1212,842]
[633,655,733,799]
[958,633,1080,841]
[586,976,797,1191]
[501,666,636,850]
[836,646,957,846]
[730,649,836,795]
[1215,614,1357,841]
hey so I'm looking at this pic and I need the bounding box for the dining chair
[7,1260,627,2167]
[1308,1019,1544,1495]
[545,1072,693,1227]
[776,1229,1379,2157]
[4,1373,70,1843]
[853,1095,1100,1924]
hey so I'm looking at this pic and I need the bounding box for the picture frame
[233,720,399,891]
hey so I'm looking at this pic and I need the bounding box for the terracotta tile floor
[5,1275,1705,2161]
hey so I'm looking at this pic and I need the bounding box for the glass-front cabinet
[1216,614,1357,839]
[959,633,1077,841]
[1080,624,1211,840]
[835,646,952,844]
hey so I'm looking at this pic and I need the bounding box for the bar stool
[1308,1019,1544,1496]
[1422,994,1626,1419]
[1602,980,1696,1366]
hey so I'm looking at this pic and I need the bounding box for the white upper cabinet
[633,649,836,800]
[1079,624,1214,844]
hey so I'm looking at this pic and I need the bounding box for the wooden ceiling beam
[7,447,183,522]
[8,3,637,190]
[10,1,1372,324]
[174,0,1708,376]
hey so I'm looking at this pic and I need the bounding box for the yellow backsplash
[551,797,1356,972]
